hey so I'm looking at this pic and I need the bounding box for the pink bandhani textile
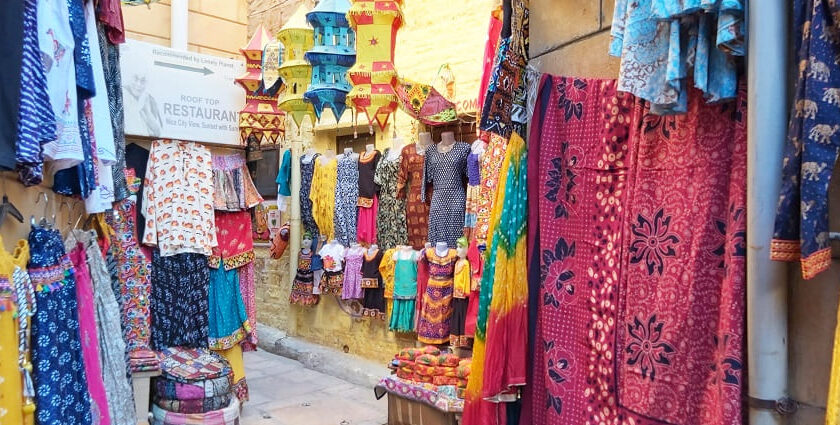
[525,75,746,425]
[238,263,258,352]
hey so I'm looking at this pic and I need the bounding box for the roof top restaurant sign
[120,39,245,146]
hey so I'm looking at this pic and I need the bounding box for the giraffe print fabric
[772,0,840,279]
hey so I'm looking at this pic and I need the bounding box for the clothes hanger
[0,178,23,226]
[30,192,50,228]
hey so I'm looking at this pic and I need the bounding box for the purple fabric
[342,251,364,300]
[467,152,481,186]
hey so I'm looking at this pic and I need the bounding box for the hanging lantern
[235,25,286,146]
[346,0,403,131]
[277,4,316,129]
[304,0,356,122]
[396,78,457,126]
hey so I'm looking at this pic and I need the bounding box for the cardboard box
[388,394,459,425]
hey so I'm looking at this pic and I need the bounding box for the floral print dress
[334,153,359,246]
[374,149,407,250]
[397,144,430,249]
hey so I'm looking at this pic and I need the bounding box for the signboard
[120,39,246,145]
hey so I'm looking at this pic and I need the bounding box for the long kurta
[397,144,430,249]
[422,142,470,248]
[374,149,407,250]
[311,158,337,241]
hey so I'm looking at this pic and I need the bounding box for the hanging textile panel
[528,75,746,425]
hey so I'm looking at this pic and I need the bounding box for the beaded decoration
[28,255,74,292]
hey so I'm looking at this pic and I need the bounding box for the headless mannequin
[365,144,375,154]
[343,147,359,161]
[435,241,449,257]
[393,245,422,262]
[389,137,404,160]
[438,131,456,154]
[417,132,432,155]
[302,148,317,163]
[321,149,336,165]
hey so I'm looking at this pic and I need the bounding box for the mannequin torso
[417,132,432,156]
[437,131,457,154]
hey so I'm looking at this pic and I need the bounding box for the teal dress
[276,149,292,197]
[208,260,250,350]
[389,252,418,332]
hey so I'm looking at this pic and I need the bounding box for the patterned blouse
[142,140,217,256]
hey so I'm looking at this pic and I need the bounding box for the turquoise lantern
[304,0,356,122]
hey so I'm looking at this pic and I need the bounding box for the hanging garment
[450,257,471,347]
[150,251,209,349]
[290,249,319,306]
[521,75,746,425]
[417,248,458,345]
[96,0,125,44]
[335,153,359,246]
[105,198,153,359]
[276,148,292,210]
[0,238,30,425]
[210,211,255,271]
[311,238,324,296]
[357,150,381,244]
[609,0,744,114]
[318,242,345,296]
[96,21,130,202]
[415,252,430,332]
[0,0,24,172]
[474,133,508,245]
[311,157,337,241]
[16,0,56,186]
[214,344,248,402]
[464,151,481,228]
[374,149,407,250]
[772,0,840,279]
[379,248,397,320]
[28,227,93,425]
[208,260,250,350]
[238,263,258,352]
[125,143,149,235]
[71,230,135,425]
[462,131,527,425]
[397,144,430,249]
[421,142,470,248]
[465,239,483,337]
[67,243,112,425]
[390,250,418,332]
[143,140,217,256]
[361,249,385,319]
[477,7,503,142]
[342,247,365,300]
[300,154,321,244]
[212,153,263,212]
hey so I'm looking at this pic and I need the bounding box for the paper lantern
[235,25,286,146]
[277,4,316,128]
[346,0,403,131]
[304,0,356,122]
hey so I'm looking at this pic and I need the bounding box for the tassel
[23,367,35,398]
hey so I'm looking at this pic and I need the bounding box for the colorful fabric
[462,130,526,425]
[290,250,319,306]
[151,252,209,349]
[311,158,338,241]
[523,75,746,425]
[153,394,230,414]
[150,397,239,425]
[215,344,248,402]
[320,270,345,296]
[474,133,508,245]
[397,144,430,249]
[361,249,386,318]
[771,0,840,279]
[357,194,379,245]
[157,346,232,383]
[477,9,503,141]
[376,376,464,413]
[210,211,254,270]
[238,262,258,352]
[143,140,217,256]
[0,238,31,425]
[464,152,481,228]
[390,299,416,332]
[417,248,458,344]
[396,79,457,125]
[213,153,263,211]
[422,143,470,247]
[97,21,130,202]
[28,228,92,425]
[342,247,365,299]
[357,150,381,206]
[374,149,407,250]
[335,153,359,246]
[300,155,321,244]
[106,198,153,357]
[609,0,744,114]
[208,261,250,350]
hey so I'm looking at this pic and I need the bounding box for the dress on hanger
[474,133,508,245]
[397,144,430,249]
[342,247,365,300]
[212,153,263,212]
[361,249,386,318]
[417,248,458,345]
[390,251,418,332]
[335,153,359,246]
[208,259,250,351]
[300,154,321,244]
[290,249,319,306]
[357,150,381,244]
[311,158,337,241]
[374,148,407,250]
[422,142,470,248]
[318,242,345,296]
[464,151,481,229]
[379,248,397,320]
[150,251,209,350]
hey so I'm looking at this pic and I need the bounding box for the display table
[374,376,463,425]
[133,369,162,425]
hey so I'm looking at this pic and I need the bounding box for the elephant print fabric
[773,0,840,279]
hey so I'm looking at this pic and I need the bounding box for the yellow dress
[0,238,33,425]
[453,258,471,299]
[310,158,337,241]
[214,345,248,402]
[379,248,397,320]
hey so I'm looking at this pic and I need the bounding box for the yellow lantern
[346,0,403,131]
[235,25,286,146]
[277,4,316,128]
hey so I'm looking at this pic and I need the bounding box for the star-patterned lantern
[277,4,316,128]
[346,0,403,131]
[304,0,356,122]
[235,25,286,146]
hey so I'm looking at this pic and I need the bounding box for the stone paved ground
[241,350,388,425]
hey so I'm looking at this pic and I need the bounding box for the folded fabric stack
[151,347,240,424]
[129,348,161,373]
[392,346,471,398]
[394,346,441,380]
